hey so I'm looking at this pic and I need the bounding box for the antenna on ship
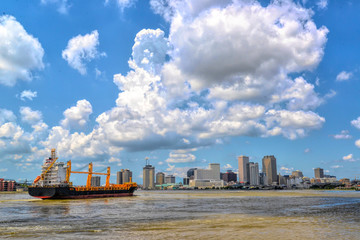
[51,148,57,161]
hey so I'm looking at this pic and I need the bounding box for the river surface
[1,190,359,239]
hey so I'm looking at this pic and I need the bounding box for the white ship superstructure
[37,149,68,186]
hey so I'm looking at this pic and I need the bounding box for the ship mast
[68,161,111,188]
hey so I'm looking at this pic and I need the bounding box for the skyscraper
[248,162,259,186]
[222,170,237,183]
[165,175,176,184]
[156,172,165,185]
[183,177,190,185]
[122,169,132,183]
[238,156,249,183]
[143,163,155,190]
[314,168,324,179]
[116,170,123,184]
[262,155,277,185]
[91,176,101,187]
[117,169,133,184]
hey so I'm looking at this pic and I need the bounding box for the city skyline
[1,0,360,184]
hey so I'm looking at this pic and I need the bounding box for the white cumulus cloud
[166,149,196,163]
[62,30,105,75]
[61,99,93,129]
[37,0,330,161]
[342,154,355,162]
[317,0,328,10]
[351,117,360,130]
[20,107,42,125]
[131,29,168,74]
[332,130,352,140]
[167,0,328,103]
[336,71,352,82]
[19,90,38,101]
[0,15,44,86]
[0,109,16,125]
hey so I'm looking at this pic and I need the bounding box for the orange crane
[65,160,111,188]
[34,148,58,184]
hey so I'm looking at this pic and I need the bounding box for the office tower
[195,163,220,180]
[117,169,132,184]
[116,170,123,184]
[262,155,277,185]
[248,162,259,186]
[238,156,249,183]
[183,177,190,185]
[314,168,324,179]
[91,176,101,187]
[156,172,165,185]
[292,170,303,178]
[165,175,176,184]
[222,170,237,183]
[122,169,132,183]
[143,163,155,190]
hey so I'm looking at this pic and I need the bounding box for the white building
[248,162,259,186]
[195,163,220,180]
[190,163,223,188]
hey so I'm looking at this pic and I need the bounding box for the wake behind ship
[28,149,137,199]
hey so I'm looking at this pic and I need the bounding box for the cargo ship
[28,149,137,199]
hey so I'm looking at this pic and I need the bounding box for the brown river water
[0,190,359,239]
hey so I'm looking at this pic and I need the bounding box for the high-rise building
[183,177,190,185]
[248,162,259,186]
[314,168,324,179]
[122,169,132,183]
[117,170,123,184]
[165,175,176,184]
[117,169,133,184]
[143,164,155,190]
[156,172,165,185]
[292,170,303,178]
[222,170,237,183]
[238,156,249,183]
[262,155,277,185]
[91,176,101,187]
[195,163,220,180]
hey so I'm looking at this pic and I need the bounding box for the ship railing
[73,183,137,191]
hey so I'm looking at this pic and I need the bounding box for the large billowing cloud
[166,1,328,103]
[62,30,105,75]
[0,15,44,87]
[131,29,169,75]
[38,0,328,164]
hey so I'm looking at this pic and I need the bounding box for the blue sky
[0,0,359,185]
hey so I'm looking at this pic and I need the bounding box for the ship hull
[28,186,136,199]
